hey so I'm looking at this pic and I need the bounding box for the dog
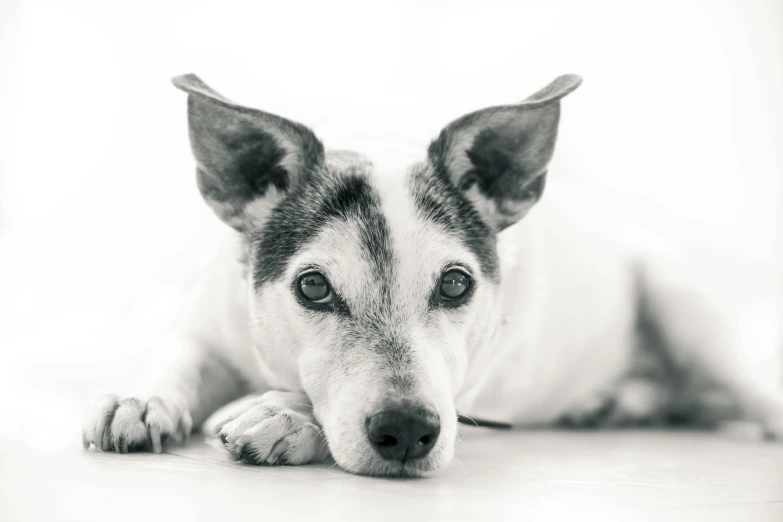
[82,73,783,476]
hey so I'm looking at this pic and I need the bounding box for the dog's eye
[439,269,471,300]
[298,272,333,304]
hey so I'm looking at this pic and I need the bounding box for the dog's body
[83,74,783,476]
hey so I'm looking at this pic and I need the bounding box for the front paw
[82,394,192,453]
[211,391,330,466]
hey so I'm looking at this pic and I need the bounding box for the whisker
[235,322,264,332]
[452,455,469,474]
[234,315,269,331]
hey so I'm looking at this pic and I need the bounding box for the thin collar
[457,413,512,429]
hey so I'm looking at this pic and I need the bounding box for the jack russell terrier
[82,73,783,476]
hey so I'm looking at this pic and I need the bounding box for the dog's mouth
[358,457,439,478]
[324,406,456,477]
[340,449,445,478]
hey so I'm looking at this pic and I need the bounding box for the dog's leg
[637,259,783,439]
[558,378,675,428]
[82,337,247,453]
[206,391,330,466]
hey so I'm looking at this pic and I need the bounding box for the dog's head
[173,74,580,476]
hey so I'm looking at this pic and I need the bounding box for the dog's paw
[558,379,669,428]
[558,392,615,428]
[604,378,670,426]
[210,391,330,466]
[82,394,192,453]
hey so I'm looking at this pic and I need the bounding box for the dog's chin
[330,434,455,478]
[336,453,442,478]
[353,458,438,478]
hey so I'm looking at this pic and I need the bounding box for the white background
[0,0,781,447]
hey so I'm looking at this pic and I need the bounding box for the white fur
[457,180,637,423]
[242,185,284,228]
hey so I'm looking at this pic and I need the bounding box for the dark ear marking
[172,73,325,232]
[428,74,582,231]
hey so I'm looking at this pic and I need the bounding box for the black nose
[366,406,440,462]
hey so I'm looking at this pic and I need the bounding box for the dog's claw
[150,425,162,453]
[238,444,256,463]
[266,439,289,464]
[82,394,188,455]
[181,411,193,443]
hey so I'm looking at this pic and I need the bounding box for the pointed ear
[428,74,582,231]
[172,74,325,232]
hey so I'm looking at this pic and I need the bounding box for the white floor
[2,426,782,522]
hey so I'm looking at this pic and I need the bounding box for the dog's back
[458,178,783,432]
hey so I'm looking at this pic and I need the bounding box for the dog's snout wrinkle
[366,406,440,462]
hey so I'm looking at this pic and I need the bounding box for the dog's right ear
[172,74,325,232]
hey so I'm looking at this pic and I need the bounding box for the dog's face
[249,153,504,476]
[174,73,580,475]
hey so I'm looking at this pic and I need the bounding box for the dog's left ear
[428,74,582,231]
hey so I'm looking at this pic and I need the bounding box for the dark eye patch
[411,163,499,282]
[254,157,392,290]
